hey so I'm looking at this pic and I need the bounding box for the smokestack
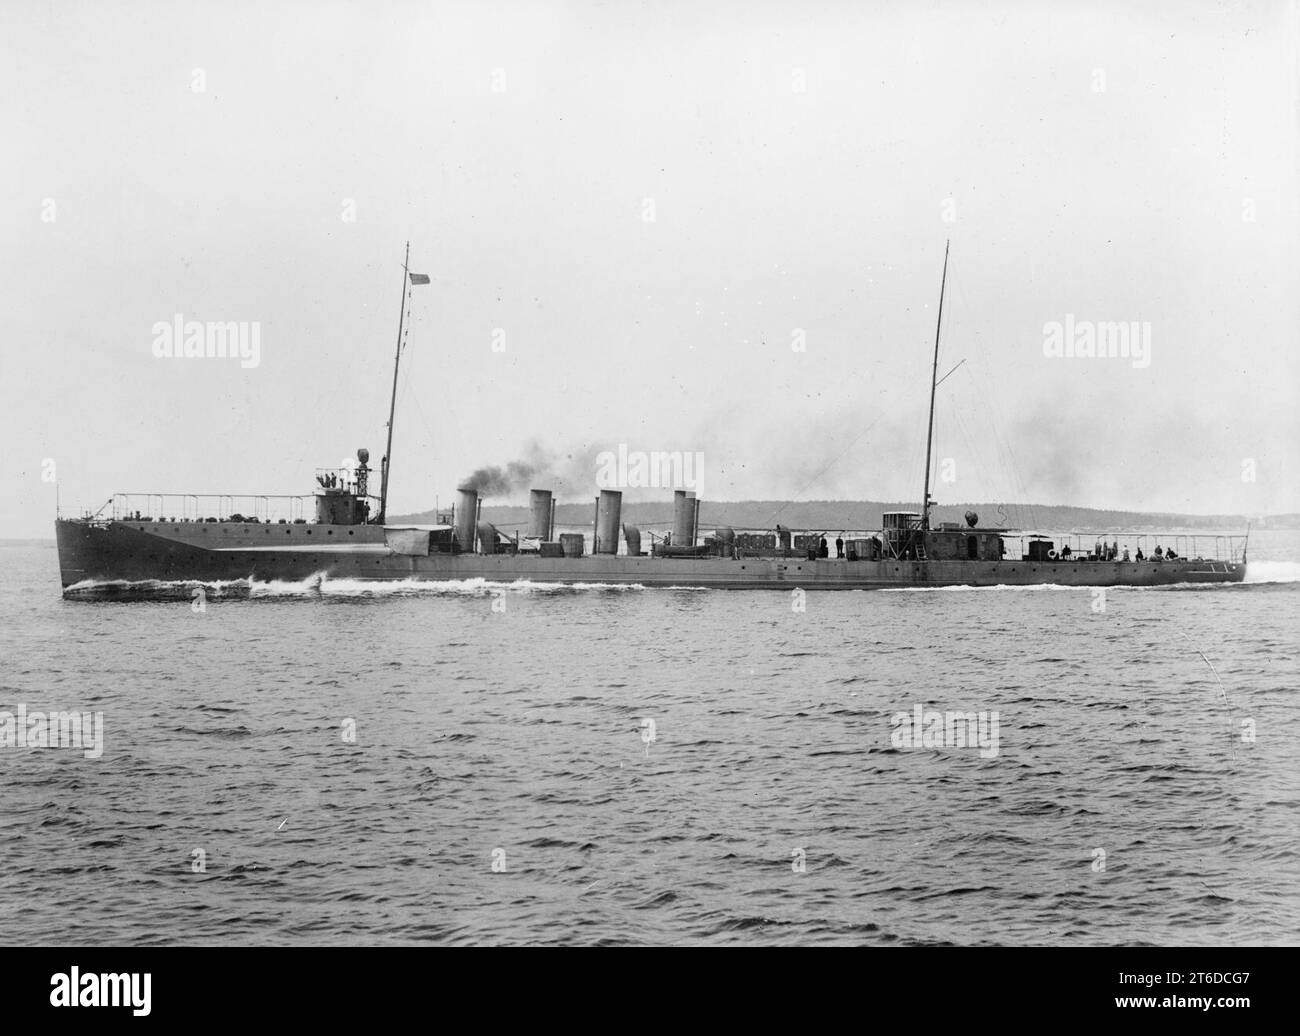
[528,489,552,539]
[673,490,693,545]
[455,487,478,552]
[596,490,622,555]
[670,491,699,546]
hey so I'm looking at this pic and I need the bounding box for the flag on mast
[408,273,430,285]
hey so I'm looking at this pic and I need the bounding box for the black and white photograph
[1,0,1296,1012]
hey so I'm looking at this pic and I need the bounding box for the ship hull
[56,520,1246,592]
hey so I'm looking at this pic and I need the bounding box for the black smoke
[459,459,539,497]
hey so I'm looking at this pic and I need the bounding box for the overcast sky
[2,0,1296,537]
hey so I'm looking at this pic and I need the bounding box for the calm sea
[1,533,1297,945]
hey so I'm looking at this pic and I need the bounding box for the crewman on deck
[819,536,829,558]
[1122,548,1130,561]
[1061,545,1072,559]
[1154,545,1164,559]
[1136,547,1145,561]
[835,535,844,558]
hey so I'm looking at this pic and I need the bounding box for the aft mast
[921,240,950,532]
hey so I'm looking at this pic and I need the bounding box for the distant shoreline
[392,500,1299,533]
[9,504,1298,544]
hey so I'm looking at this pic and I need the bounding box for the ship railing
[313,467,369,495]
[106,493,316,525]
[1004,532,1247,564]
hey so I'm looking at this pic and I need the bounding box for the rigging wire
[766,411,887,527]
[942,264,1037,531]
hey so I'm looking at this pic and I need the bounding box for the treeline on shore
[391,500,1283,532]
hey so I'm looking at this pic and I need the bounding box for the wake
[1244,561,1300,584]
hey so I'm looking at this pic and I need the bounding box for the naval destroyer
[55,243,1248,593]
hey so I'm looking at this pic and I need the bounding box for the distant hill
[390,500,1280,532]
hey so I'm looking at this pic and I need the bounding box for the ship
[55,242,1248,593]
